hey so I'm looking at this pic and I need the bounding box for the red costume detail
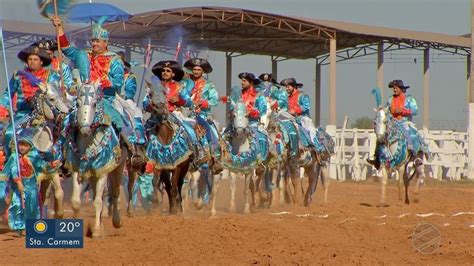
[58,34,69,48]
[391,93,411,120]
[288,90,303,115]
[20,68,49,101]
[19,156,34,179]
[242,86,259,118]
[88,53,112,89]
[162,81,185,112]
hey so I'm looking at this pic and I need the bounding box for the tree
[350,116,373,129]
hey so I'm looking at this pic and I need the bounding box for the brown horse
[146,102,192,215]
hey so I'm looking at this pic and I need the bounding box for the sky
[0,0,471,130]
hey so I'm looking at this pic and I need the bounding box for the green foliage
[350,116,373,129]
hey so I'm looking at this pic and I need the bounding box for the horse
[63,81,138,238]
[263,105,331,207]
[22,82,70,219]
[371,88,426,206]
[219,100,265,214]
[144,86,193,215]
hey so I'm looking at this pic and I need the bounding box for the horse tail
[371,88,382,108]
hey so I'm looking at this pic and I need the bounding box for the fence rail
[325,118,469,181]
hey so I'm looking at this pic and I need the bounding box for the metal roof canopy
[88,6,471,62]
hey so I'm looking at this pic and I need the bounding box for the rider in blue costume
[367,80,429,169]
[180,58,223,174]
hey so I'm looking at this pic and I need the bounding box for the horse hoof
[405,199,410,205]
[304,200,310,207]
[54,212,64,219]
[112,213,123,228]
[376,203,390,208]
[91,232,102,239]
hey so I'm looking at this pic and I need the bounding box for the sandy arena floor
[0,178,473,264]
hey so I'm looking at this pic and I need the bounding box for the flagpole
[136,40,152,104]
[53,0,66,101]
[0,23,23,191]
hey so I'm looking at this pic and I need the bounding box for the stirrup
[131,153,146,168]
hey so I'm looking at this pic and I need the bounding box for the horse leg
[210,172,221,217]
[71,172,83,218]
[269,166,280,208]
[320,165,330,204]
[127,165,138,217]
[161,171,173,214]
[283,166,293,204]
[304,163,319,207]
[110,163,125,228]
[189,170,202,210]
[291,166,301,205]
[50,173,64,219]
[228,170,237,213]
[92,176,107,238]
[377,168,389,207]
[403,163,410,205]
[413,156,425,201]
[39,180,51,218]
[244,173,252,214]
[175,160,190,214]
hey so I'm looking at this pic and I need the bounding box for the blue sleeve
[61,62,74,90]
[178,79,194,107]
[255,95,267,117]
[62,47,90,83]
[299,94,310,114]
[124,74,137,100]
[109,56,124,90]
[203,82,218,108]
[271,87,288,111]
[406,96,418,116]
[143,91,152,112]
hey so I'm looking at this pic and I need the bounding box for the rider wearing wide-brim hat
[151,60,185,82]
[367,79,429,170]
[181,58,222,174]
[32,38,74,90]
[257,73,288,111]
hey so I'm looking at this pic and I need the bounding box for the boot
[120,132,146,168]
[367,156,381,170]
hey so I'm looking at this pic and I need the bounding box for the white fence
[325,119,469,181]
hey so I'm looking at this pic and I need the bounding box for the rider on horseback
[144,60,205,168]
[50,15,145,167]
[181,58,223,174]
[0,46,60,158]
[33,38,74,91]
[280,78,326,153]
[222,73,269,162]
[367,80,429,170]
[257,73,288,111]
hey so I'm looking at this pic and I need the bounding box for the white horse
[218,100,263,214]
[26,82,70,219]
[65,81,137,238]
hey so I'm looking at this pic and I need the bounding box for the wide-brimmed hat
[116,51,131,68]
[17,46,52,66]
[388,79,410,90]
[279,77,303,88]
[152,60,184,81]
[34,39,58,51]
[258,73,277,84]
[238,72,261,85]
[184,58,213,73]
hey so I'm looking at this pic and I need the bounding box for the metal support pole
[423,48,430,130]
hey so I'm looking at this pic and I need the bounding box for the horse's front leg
[39,180,51,218]
[110,166,125,228]
[320,164,330,204]
[403,164,410,205]
[377,168,389,207]
[126,167,139,217]
[304,163,319,207]
[50,173,64,219]
[92,175,107,238]
[243,173,252,214]
[210,172,221,217]
[71,172,83,218]
[189,170,202,210]
[228,170,237,213]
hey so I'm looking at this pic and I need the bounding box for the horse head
[37,82,70,120]
[77,80,100,135]
[230,100,249,136]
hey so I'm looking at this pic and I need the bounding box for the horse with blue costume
[141,60,198,214]
[52,15,145,168]
[274,77,334,206]
[370,85,428,206]
[220,72,270,213]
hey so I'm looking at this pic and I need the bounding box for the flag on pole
[174,36,182,61]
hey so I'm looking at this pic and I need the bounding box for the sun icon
[34,220,48,234]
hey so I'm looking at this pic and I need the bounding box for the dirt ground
[0,178,473,264]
